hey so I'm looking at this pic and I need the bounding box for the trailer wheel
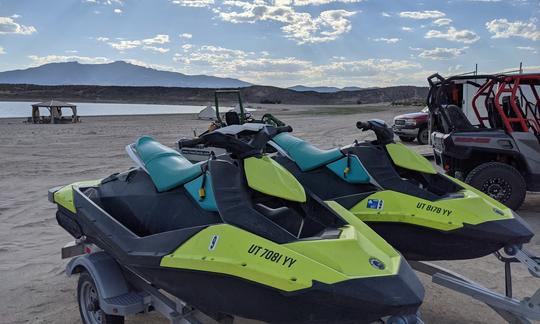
[465,162,526,210]
[78,271,124,324]
[399,136,415,142]
[416,127,429,145]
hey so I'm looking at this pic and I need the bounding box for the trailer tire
[465,162,526,210]
[78,271,125,324]
[416,127,429,145]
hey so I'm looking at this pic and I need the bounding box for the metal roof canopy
[32,100,77,108]
[31,100,79,124]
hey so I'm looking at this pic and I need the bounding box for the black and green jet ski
[49,125,424,324]
[266,119,534,261]
[264,119,534,261]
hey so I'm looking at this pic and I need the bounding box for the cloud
[85,0,124,5]
[486,18,540,41]
[401,26,413,32]
[179,33,193,39]
[142,34,170,45]
[11,14,21,19]
[0,47,5,54]
[433,18,452,26]
[373,37,400,44]
[292,0,363,5]
[142,45,170,53]
[170,0,215,7]
[99,34,171,51]
[217,2,357,44]
[28,55,112,66]
[381,12,391,17]
[114,8,122,13]
[0,17,37,35]
[517,46,535,51]
[418,47,467,60]
[425,27,480,43]
[172,43,421,86]
[65,49,79,54]
[399,10,445,19]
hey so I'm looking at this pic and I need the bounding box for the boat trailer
[411,244,540,324]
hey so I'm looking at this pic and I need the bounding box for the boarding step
[101,291,150,316]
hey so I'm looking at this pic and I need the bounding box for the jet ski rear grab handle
[61,239,421,324]
[411,244,540,324]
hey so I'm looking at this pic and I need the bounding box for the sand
[0,105,539,324]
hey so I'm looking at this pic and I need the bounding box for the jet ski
[265,119,534,261]
[49,124,424,324]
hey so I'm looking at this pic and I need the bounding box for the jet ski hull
[138,259,423,324]
[368,216,533,261]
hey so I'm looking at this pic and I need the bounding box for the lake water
[0,101,207,118]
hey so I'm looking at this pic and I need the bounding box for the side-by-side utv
[428,73,540,210]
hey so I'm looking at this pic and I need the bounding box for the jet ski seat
[135,136,203,192]
[272,133,343,171]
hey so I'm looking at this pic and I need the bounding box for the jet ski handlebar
[186,124,293,158]
[356,119,395,145]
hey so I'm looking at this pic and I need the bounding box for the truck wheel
[78,271,125,324]
[399,136,415,142]
[416,127,429,145]
[465,162,526,210]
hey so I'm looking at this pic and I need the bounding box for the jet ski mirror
[356,119,394,145]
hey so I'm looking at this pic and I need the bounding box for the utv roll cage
[213,90,285,127]
[427,73,540,135]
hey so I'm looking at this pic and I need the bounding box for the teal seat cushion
[184,172,218,212]
[326,155,370,184]
[272,133,343,171]
[135,136,202,192]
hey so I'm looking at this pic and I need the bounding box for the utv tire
[465,162,526,210]
[78,271,125,324]
[399,136,415,142]
[416,127,429,145]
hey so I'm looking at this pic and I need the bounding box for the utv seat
[272,133,343,171]
[441,105,475,132]
[135,136,202,192]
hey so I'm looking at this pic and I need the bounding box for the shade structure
[31,100,79,124]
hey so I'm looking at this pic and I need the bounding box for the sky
[0,0,539,88]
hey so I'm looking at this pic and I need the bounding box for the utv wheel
[78,271,124,324]
[416,127,429,145]
[465,162,526,210]
[399,136,415,142]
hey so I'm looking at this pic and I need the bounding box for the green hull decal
[350,189,513,231]
[54,180,101,213]
[386,143,436,174]
[244,156,306,203]
[161,223,399,292]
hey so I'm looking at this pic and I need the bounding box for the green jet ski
[266,119,534,262]
[49,124,424,324]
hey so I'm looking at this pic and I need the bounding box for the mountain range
[0,61,251,88]
[287,85,364,93]
[0,61,368,93]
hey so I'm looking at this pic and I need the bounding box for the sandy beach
[1,104,539,324]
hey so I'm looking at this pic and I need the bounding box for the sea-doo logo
[369,258,385,270]
[367,199,384,210]
[208,235,219,251]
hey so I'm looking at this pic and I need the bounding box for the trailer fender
[66,251,130,299]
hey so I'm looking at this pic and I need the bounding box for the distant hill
[0,61,251,88]
[288,85,363,93]
[0,83,428,106]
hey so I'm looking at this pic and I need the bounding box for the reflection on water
[0,101,206,118]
